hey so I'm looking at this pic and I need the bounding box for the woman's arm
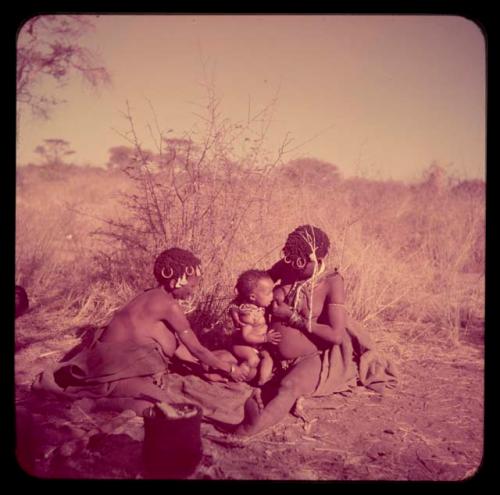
[162,302,247,380]
[313,274,347,344]
[272,276,346,345]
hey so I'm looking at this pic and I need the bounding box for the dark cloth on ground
[32,327,253,423]
[313,315,398,396]
[34,327,171,398]
[32,317,397,424]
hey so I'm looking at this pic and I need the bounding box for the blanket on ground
[313,315,398,396]
[33,327,171,398]
[32,318,397,424]
[32,327,253,424]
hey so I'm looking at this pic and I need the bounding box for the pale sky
[16,14,486,182]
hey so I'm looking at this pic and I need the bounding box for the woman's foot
[234,388,264,436]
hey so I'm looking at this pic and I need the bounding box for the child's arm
[230,306,244,328]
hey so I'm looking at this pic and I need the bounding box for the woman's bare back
[98,287,178,356]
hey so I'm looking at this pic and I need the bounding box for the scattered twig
[75,405,100,428]
[39,350,61,358]
[313,447,345,454]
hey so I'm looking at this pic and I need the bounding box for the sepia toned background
[15,14,485,480]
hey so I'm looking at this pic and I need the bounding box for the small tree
[17,15,110,120]
[94,83,293,326]
[279,157,341,188]
[420,161,449,193]
[34,138,75,166]
[106,145,135,171]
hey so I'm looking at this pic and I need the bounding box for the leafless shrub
[93,82,293,327]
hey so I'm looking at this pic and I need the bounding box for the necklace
[286,262,326,311]
[178,295,197,314]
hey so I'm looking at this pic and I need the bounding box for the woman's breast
[272,322,319,360]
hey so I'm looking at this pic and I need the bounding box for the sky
[16,15,486,182]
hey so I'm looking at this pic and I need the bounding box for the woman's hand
[265,329,282,345]
[271,300,293,321]
[229,363,250,382]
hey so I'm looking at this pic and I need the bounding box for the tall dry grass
[15,100,485,350]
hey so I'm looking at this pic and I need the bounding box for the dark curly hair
[153,247,201,285]
[235,269,272,300]
[283,225,330,261]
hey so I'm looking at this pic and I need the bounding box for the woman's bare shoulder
[142,287,177,313]
[324,268,343,280]
[324,270,345,302]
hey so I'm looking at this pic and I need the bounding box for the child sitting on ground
[229,270,281,385]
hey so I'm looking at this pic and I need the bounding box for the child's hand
[271,300,293,321]
[266,329,281,345]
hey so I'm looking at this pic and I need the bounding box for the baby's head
[154,247,202,299]
[235,270,274,308]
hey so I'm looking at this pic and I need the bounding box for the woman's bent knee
[278,378,302,398]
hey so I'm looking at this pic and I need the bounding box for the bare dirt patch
[14,321,484,481]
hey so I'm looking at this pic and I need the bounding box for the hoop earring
[161,267,173,279]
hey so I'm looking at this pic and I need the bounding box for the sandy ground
[14,319,484,481]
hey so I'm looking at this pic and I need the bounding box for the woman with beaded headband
[39,247,249,415]
[102,247,248,382]
[235,225,347,437]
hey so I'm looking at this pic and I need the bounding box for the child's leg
[232,345,261,368]
[232,345,260,382]
[257,350,273,385]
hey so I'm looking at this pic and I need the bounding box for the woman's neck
[293,260,326,284]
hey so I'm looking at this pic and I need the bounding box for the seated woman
[34,247,249,414]
[235,224,396,437]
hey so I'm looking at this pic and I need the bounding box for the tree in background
[419,161,449,193]
[279,157,341,188]
[106,146,135,171]
[34,138,75,166]
[106,145,156,172]
[17,15,110,120]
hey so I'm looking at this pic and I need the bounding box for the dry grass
[15,158,484,352]
[15,94,484,349]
